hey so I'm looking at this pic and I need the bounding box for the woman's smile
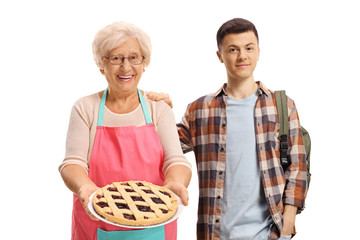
[117,74,134,82]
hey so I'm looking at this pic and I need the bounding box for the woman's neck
[104,88,140,114]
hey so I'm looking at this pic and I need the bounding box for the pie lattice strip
[113,182,156,220]
[149,185,177,211]
[103,186,133,218]
[129,182,166,218]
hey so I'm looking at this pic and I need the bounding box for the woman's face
[101,38,144,95]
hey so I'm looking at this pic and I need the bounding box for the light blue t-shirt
[220,92,273,240]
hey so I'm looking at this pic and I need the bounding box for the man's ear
[216,51,224,63]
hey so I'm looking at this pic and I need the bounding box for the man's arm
[176,103,194,154]
[281,205,297,235]
[282,98,308,235]
[283,98,308,209]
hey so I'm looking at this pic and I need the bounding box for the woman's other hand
[164,165,191,206]
[78,183,100,221]
[164,182,189,206]
[146,91,173,108]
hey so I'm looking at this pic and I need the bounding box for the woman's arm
[61,164,99,220]
[152,100,192,206]
[59,96,99,219]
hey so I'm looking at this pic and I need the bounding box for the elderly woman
[59,22,192,240]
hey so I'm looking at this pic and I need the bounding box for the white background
[1,0,359,239]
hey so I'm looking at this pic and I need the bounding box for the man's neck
[226,77,258,100]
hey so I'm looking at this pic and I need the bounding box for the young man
[176,18,307,240]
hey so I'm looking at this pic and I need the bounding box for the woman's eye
[129,55,138,60]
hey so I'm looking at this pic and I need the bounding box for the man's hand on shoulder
[146,91,173,108]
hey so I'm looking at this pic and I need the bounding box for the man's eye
[247,47,254,51]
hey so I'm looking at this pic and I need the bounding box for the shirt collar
[215,81,270,97]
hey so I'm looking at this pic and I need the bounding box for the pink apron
[71,89,177,240]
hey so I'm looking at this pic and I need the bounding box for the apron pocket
[97,226,165,240]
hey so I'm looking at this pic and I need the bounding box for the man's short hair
[216,18,259,52]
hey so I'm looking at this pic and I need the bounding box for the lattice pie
[93,181,178,226]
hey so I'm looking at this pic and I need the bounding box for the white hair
[92,21,152,68]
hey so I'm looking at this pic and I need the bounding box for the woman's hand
[77,183,100,221]
[60,164,100,221]
[164,182,189,206]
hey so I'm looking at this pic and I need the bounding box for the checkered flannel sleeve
[283,97,308,211]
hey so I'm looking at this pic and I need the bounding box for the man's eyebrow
[226,44,239,48]
[226,43,256,48]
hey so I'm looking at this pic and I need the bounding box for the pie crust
[93,181,178,226]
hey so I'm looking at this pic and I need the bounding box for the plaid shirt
[177,81,307,240]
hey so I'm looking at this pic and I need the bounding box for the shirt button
[219,171,223,175]
[215,219,220,223]
[220,147,224,152]
[222,123,226,127]
[217,196,221,199]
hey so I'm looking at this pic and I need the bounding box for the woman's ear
[100,69,105,75]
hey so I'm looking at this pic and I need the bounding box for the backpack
[274,90,311,189]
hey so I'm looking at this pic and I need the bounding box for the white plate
[88,190,183,229]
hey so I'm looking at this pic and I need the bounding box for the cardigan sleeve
[58,97,94,173]
[150,99,192,174]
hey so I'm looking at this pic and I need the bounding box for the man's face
[217,31,260,82]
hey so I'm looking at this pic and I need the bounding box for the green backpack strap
[274,90,290,169]
[275,90,288,136]
[275,90,311,191]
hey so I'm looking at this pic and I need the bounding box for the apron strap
[98,88,108,127]
[138,89,152,124]
[97,88,152,126]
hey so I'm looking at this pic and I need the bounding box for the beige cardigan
[59,91,191,175]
